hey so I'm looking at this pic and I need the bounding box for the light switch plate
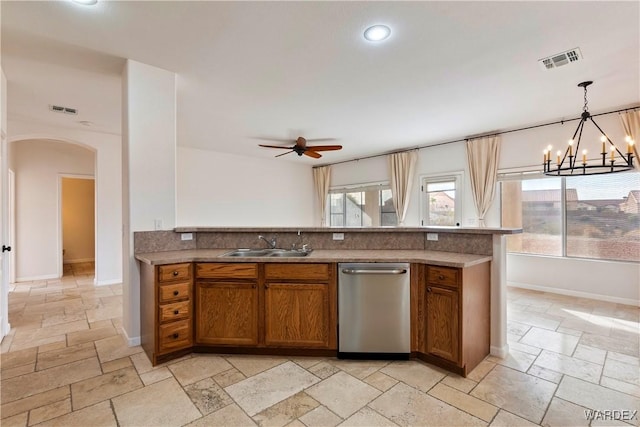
[333,233,345,241]
[154,219,163,230]
[427,233,438,241]
[181,233,193,241]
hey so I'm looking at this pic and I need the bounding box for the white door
[0,131,9,339]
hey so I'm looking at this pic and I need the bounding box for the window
[501,171,640,262]
[421,173,462,226]
[329,184,397,227]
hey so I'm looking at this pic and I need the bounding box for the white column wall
[122,60,176,344]
[7,119,122,285]
[177,147,314,227]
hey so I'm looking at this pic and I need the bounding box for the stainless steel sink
[220,249,271,257]
[219,248,312,258]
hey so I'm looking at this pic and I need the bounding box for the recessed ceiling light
[72,0,98,5]
[364,25,391,42]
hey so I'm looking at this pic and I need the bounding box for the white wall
[8,119,123,285]
[177,147,314,227]
[329,111,639,304]
[12,140,94,280]
[122,59,176,345]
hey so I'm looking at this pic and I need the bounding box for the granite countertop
[135,249,492,268]
[174,226,522,235]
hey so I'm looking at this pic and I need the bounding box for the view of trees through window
[329,187,397,227]
[502,172,640,262]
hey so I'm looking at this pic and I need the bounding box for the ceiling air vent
[49,104,78,115]
[539,48,582,70]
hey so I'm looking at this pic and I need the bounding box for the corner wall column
[490,234,509,357]
[122,60,177,345]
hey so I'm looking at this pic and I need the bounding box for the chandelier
[543,81,634,176]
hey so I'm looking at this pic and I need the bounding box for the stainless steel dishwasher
[338,263,410,359]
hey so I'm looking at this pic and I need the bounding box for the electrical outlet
[332,233,345,241]
[181,233,193,241]
[154,219,163,230]
[427,233,438,241]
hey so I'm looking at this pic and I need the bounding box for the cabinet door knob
[265,284,269,289]
[172,333,179,339]
[427,287,432,293]
[173,290,179,296]
[438,275,445,280]
[172,270,179,276]
[173,310,179,315]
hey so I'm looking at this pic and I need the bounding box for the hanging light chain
[583,84,589,113]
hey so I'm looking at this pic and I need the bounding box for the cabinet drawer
[158,281,191,303]
[196,263,258,279]
[159,300,190,323]
[158,320,192,353]
[158,263,192,282]
[265,263,329,281]
[427,266,459,288]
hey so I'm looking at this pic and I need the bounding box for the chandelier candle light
[543,81,634,176]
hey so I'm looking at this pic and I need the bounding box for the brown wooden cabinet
[140,262,194,365]
[412,262,490,377]
[426,285,460,362]
[193,262,337,350]
[263,263,336,348]
[195,263,259,346]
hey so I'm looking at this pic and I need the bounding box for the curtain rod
[314,105,640,169]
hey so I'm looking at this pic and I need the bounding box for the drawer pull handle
[172,333,179,339]
[438,275,445,280]
[172,271,179,276]
[173,310,179,315]
[173,290,179,296]
[427,287,432,293]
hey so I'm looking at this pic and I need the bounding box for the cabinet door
[264,282,330,348]
[426,285,460,363]
[195,281,259,346]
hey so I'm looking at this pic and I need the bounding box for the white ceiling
[2,1,639,164]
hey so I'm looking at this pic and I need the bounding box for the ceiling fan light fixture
[364,25,391,42]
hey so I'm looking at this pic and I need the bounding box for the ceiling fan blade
[305,138,337,143]
[259,144,295,150]
[253,137,291,143]
[275,150,295,158]
[303,150,322,159]
[304,145,342,152]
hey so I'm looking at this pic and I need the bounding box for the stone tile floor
[1,265,639,426]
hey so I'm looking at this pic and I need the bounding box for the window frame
[326,181,397,227]
[498,168,640,263]
[419,171,464,227]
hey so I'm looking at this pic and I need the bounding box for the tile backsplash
[135,230,492,255]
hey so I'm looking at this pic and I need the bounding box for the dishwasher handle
[341,268,407,275]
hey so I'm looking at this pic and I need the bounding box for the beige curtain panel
[466,136,501,227]
[620,110,640,171]
[388,151,418,226]
[313,165,331,226]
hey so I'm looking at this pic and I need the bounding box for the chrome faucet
[258,235,277,249]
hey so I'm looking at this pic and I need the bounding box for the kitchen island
[136,225,521,376]
[136,248,492,376]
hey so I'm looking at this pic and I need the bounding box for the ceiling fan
[258,136,342,159]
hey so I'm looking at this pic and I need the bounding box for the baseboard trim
[63,258,95,264]
[508,281,639,307]
[16,274,58,282]
[95,279,122,286]
[122,328,141,347]
[490,344,509,358]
